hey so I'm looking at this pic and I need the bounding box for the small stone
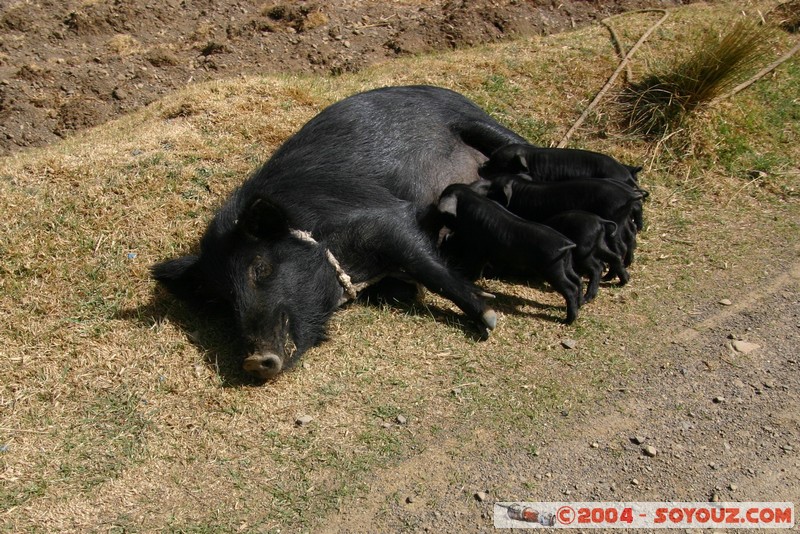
[732,378,745,388]
[474,491,488,502]
[591,441,599,448]
[642,445,657,457]
[631,436,646,445]
[561,339,577,349]
[732,340,760,354]
[763,379,775,389]
[781,445,794,452]
[406,495,416,504]
[729,484,737,491]
[381,422,392,429]
[295,414,313,426]
[718,298,733,306]
[713,396,726,404]
[396,414,407,425]
[631,478,640,486]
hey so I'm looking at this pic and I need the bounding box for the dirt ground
[0,0,693,156]
[322,262,800,532]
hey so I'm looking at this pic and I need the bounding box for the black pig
[485,173,644,263]
[152,85,528,380]
[543,210,629,302]
[481,143,642,187]
[437,184,582,323]
[482,143,647,230]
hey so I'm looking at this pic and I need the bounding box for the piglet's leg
[583,256,604,302]
[595,238,629,286]
[541,257,581,324]
[620,218,638,267]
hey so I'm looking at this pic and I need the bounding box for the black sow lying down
[152,85,527,380]
[438,184,582,323]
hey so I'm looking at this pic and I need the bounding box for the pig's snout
[243,352,283,380]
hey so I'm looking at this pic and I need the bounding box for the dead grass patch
[106,34,142,56]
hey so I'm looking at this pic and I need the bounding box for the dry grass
[618,17,777,137]
[106,34,142,56]
[1,1,798,531]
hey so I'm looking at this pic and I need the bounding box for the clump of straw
[620,19,775,138]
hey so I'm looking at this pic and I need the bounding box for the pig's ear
[625,165,643,180]
[240,196,290,240]
[438,193,458,217]
[511,153,529,173]
[151,255,204,301]
[503,182,513,204]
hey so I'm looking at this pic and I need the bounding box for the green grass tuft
[619,18,776,138]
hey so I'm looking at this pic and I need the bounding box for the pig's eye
[250,257,273,286]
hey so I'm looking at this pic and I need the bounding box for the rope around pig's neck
[289,229,365,303]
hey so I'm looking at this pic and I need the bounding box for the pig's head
[480,143,531,177]
[152,194,343,381]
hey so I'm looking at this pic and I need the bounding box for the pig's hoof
[481,309,497,330]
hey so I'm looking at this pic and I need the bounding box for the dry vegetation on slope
[1,1,798,532]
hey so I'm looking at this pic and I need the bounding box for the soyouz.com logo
[493,502,795,529]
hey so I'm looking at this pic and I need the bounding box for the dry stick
[724,175,762,208]
[601,21,633,83]
[711,40,800,105]
[557,10,669,148]
[600,9,680,81]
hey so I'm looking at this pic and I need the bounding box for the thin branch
[711,40,800,105]
[558,10,669,148]
[724,175,762,208]
[601,20,633,83]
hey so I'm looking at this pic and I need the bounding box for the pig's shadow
[117,288,261,387]
[120,284,493,386]
[483,275,576,324]
[356,275,569,329]
[120,276,568,387]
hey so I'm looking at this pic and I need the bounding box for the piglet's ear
[511,153,529,173]
[625,165,643,180]
[240,196,289,240]
[438,193,458,217]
